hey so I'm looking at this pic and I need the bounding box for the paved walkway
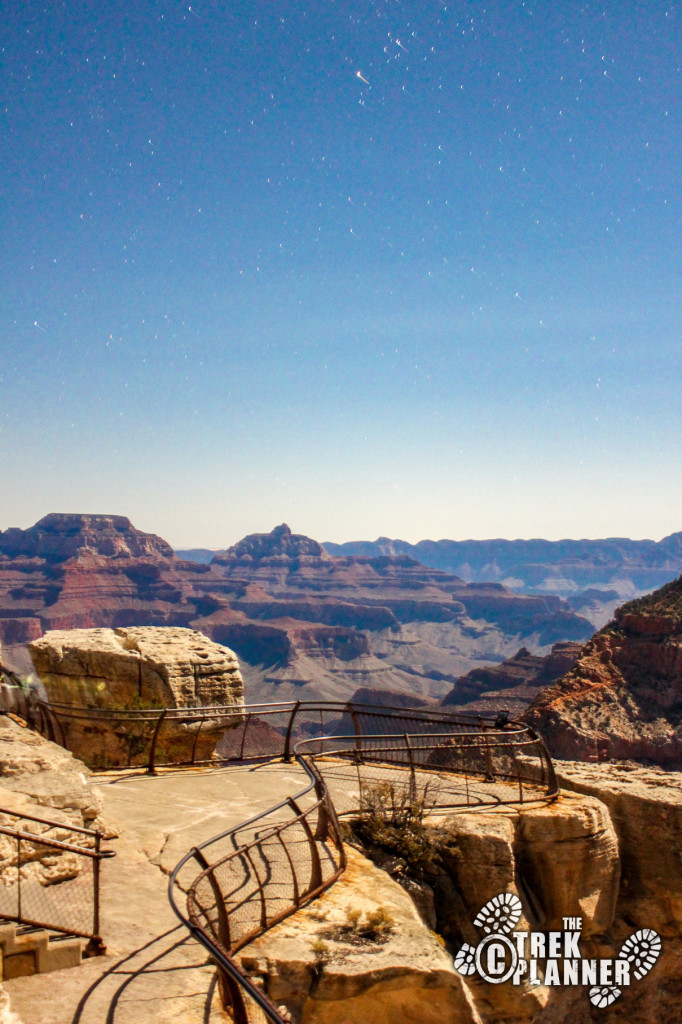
[4,762,308,1024]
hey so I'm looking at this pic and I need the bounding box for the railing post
[190,716,204,765]
[312,778,330,843]
[283,701,301,762]
[16,835,21,921]
[347,704,364,765]
[86,833,106,956]
[239,712,252,760]
[289,797,323,893]
[148,709,167,775]
[404,734,417,803]
[484,733,494,782]
[191,848,232,951]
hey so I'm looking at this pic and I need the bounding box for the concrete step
[0,922,83,980]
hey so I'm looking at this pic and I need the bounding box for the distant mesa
[323,531,682,624]
[0,512,173,562]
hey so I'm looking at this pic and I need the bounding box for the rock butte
[28,625,244,709]
[0,514,593,705]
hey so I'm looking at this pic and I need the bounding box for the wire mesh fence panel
[0,830,102,939]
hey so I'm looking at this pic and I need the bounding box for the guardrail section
[0,806,114,954]
[170,757,345,1024]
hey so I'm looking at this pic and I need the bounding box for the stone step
[0,922,83,980]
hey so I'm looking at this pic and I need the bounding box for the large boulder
[28,627,245,769]
[29,626,244,709]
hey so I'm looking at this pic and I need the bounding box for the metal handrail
[167,715,557,1024]
[168,745,345,1024]
[0,807,115,952]
[0,688,542,773]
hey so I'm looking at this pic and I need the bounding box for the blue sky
[3,0,681,547]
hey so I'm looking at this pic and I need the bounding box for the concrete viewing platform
[4,762,309,1024]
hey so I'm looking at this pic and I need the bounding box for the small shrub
[349,778,438,875]
[363,906,395,938]
[339,905,395,942]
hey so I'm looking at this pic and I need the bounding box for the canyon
[321,532,682,627]
[0,515,593,705]
[523,574,682,768]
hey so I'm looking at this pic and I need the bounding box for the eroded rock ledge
[241,764,682,1024]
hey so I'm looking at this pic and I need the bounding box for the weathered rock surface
[428,793,619,944]
[442,642,582,716]
[28,626,244,710]
[551,762,682,938]
[238,846,479,1024]
[25,626,245,769]
[0,717,107,898]
[0,515,591,705]
[523,575,682,766]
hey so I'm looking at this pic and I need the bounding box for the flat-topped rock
[29,626,244,709]
[0,513,174,562]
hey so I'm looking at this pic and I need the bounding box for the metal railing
[297,724,557,814]
[169,750,345,1024]
[0,684,555,779]
[0,806,115,954]
[0,677,557,1018]
[167,709,557,1024]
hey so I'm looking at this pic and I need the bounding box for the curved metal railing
[0,680,557,1021]
[168,749,345,1024]
[0,685,553,777]
[166,710,557,1024]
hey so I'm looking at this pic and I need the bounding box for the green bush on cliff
[348,778,439,876]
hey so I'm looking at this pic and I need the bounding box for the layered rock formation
[324,532,682,626]
[0,515,592,704]
[240,762,682,1023]
[442,641,582,716]
[523,575,682,766]
[28,626,244,709]
[204,524,591,702]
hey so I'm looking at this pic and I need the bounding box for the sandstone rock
[0,718,103,827]
[0,718,108,901]
[27,626,245,769]
[513,796,620,935]
[29,626,244,709]
[238,846,480,1024]
[551,761,682,938]
[429,793,619,941]
[0,984,22,1024]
